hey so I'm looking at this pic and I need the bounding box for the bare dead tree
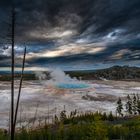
[13,46,26,131]
[11,7,15,140]
[0,5,16,140]
[0,2,28,139]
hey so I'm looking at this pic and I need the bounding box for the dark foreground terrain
[0,112,140,140]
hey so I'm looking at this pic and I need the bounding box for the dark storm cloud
[0,0,139,42]
[0,0,140,69]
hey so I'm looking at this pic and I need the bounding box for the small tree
[70,109,77,119]
[108,111,114,121]
[137,101,140,115]
[102,112,107,120]
[136,94,140,100]
[54,115,59,124]
[116,98,123,117]
[125,94,133,115]
[132,94,137,115]
[60,110,67,122]
[136,94,140,114]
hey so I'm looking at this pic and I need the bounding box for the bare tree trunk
[11,7,15,140]
[13,46,26,131]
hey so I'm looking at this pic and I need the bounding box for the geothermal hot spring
[56,83,90,89]
[0,69,140,128]
[37,69,92,90]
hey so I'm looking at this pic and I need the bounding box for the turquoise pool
[56,83,90,89]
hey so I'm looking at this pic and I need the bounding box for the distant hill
[67,66,140,81]
[0,66,140,81]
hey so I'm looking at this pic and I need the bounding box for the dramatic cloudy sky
[0,0,140,71]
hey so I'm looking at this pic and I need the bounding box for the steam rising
[35,71,47,80]
[49,68,77,83]
[35,68,87,88]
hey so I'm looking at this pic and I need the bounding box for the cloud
[103,29,126,41]
[0,45,25,57]
[29,29,77,40]
[1,46,11,57]
[109,49,131,60]
[25,42,106,59]
[0,0,140,69]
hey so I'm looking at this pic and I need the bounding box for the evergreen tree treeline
[116,94,140,117]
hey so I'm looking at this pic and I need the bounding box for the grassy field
[0,112,140,140]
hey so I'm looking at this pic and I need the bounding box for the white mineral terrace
[0,80,140,128]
